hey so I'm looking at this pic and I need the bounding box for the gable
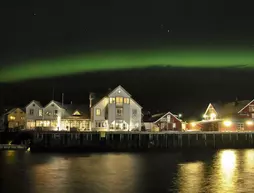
[130,98,142,109]
[154,112,182,123]
[108,85,131,98]
[204,103,218,116]
[26,100,42,108]
[93,97,108,108]
[73,110,81,116]
[44,100,62,109]
[238,99,254,113]
[7,108,24,115]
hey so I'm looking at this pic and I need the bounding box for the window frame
[96,108,101,116]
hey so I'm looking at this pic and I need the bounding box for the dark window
[54,110,58,115]
[29,109,34,115]
[116,108,123,116]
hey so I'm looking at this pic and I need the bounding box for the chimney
[235,97,239,106]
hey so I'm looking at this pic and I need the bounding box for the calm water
[1,149,254,193]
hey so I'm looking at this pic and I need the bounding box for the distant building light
[191,122,196,127]
[178,114,182,118]
[223,120,232,127]
[246,121,253,126]
[210,113,216,120]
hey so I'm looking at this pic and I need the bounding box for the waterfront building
[26,100,90,131]
[188,99,254,132]
[143,111,186,132]
[4,108,26,129]
[90,85,142,131]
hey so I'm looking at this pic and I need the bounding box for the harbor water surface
[1,149,254,193]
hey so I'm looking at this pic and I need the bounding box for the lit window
[124,98,130,104]
[39,109,43,116]
[237,123,244,130]
[73,111,81,116]
[116,97,123,104]
[96,109,101,116]
[29,109,34,115]
[110,98,115,103]
[10,116,15,120]
[116,108,123,116]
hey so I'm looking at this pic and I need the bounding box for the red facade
[155,112,183,131]
[238,100,254,119]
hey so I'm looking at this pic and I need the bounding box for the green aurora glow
[1,48,254,82]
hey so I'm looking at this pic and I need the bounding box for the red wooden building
[143,111,186,131]
[188,99,254,132]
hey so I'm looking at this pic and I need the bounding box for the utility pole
[89,93,95,131]
[52,87,55,100]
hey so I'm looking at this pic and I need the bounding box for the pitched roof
[44,100,63,109]
[5,107,25,115]
[91,85,142,108]
[207,100,250,118]
[108,85,131,97]
[143,111,182,123]
[63,104,89,119]
[26,100,43,108]
[238,99,254,113]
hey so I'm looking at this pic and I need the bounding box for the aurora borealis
[1,47,254,82]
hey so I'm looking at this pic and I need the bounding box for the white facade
[26,100,90,131]
[26,100,43,129]
[91,85,142,131]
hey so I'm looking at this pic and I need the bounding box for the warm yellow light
[223,120,232,127]
[210,113,216,119]
[203,114,207,118]
[10,116,15,120]
[246,121,253,126]
[57,116,61,129]
[191,122,196,127]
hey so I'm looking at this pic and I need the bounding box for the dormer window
[33,104,35,107]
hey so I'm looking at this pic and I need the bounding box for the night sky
[1,0,254,119]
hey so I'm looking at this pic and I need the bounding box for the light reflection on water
[1,150,254,193]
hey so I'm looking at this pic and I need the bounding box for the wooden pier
[31,131,254,152]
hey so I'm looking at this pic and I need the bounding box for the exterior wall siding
[239,101,254,118]
[91,86,142,131]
